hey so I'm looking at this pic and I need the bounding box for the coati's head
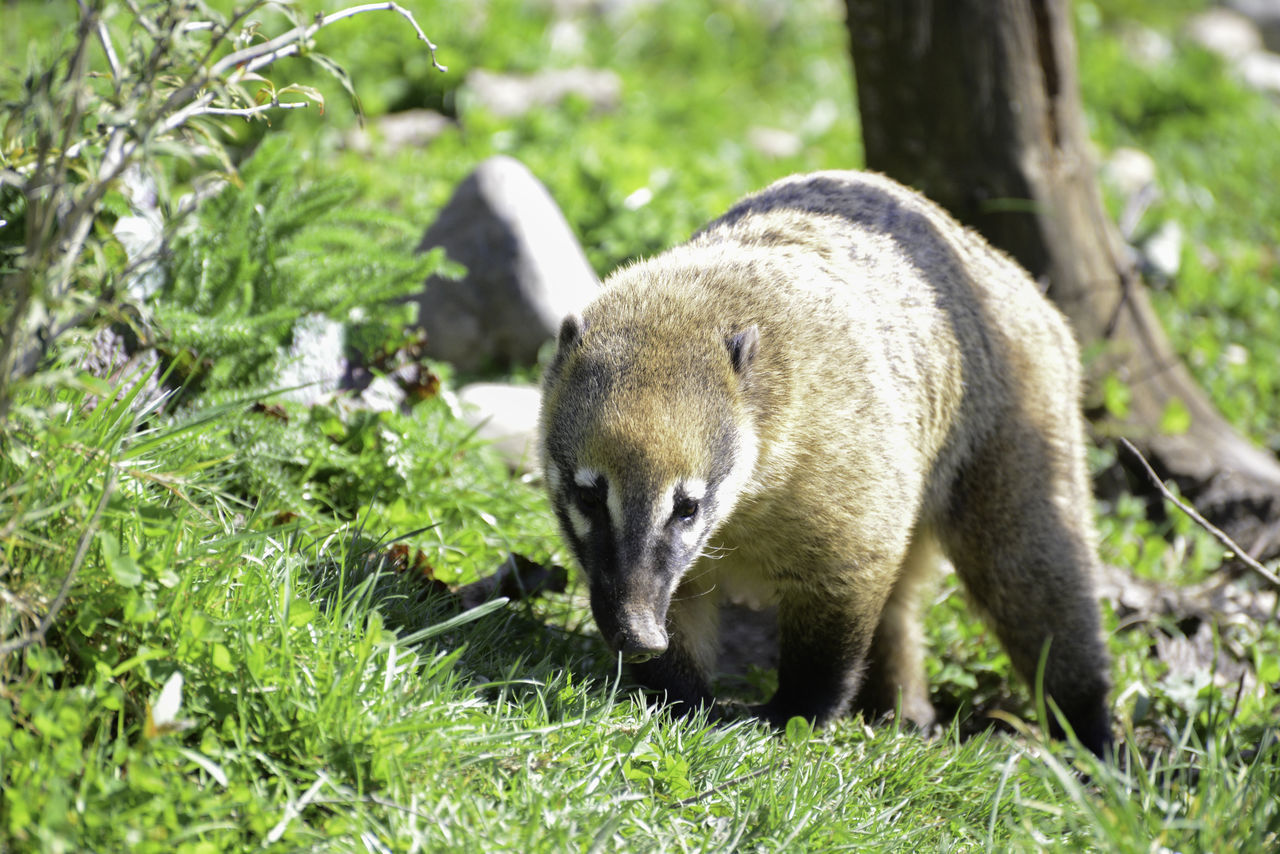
[539,285,760,663]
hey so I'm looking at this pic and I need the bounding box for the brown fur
[539,170,1112,755]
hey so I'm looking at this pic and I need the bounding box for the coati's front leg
[627,580,720,717]
[752,581,881,728]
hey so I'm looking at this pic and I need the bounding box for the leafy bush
[0,0,444,418]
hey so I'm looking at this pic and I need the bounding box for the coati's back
[539,170,1112,757]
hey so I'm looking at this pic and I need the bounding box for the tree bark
[845,0,1280,560]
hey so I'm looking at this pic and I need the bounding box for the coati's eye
[575,481,607,511]
[571,468,608,513]
[672,496,699,523]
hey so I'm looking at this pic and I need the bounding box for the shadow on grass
[300,533,627,710]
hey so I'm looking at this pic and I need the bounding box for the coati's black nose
[613,627,668,663]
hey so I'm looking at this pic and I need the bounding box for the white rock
[748,126,804,159]
[623,187,653,210]
[1238,49,1280,92]
[1228,0,1280,51]
[1186,9,1263,61]
[277,314,346,405]
[114,164,166,300]
[464,67,621,119]
[114,214,165,301]
[1101,147,1158,198]
[456,382,543,472]
[1142,220,1184,280]
[549,19,586,57]
[411,156,600,371]
[359,375,405,413]
[1121,24,1174,66]
[377,109,452,152]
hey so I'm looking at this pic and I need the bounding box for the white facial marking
[568,504,592,541]
[682,478,707,503]
[712,424,759,521]
[545,466,562,494]
[655,482,677,530]
[574,466,600,488]
[605,479,624,535]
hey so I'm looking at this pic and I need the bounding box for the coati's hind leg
[851,530,940,732]
[939,427,1113,756]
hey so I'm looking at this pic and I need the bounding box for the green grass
[3,0,1279,851]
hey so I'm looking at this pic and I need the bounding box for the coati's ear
[726,325,760,375]
[557,313,584,353]
[549,313,585,371]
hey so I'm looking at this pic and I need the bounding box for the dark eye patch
[575,477,608,512]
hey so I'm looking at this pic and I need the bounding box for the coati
[538,170,1113,756]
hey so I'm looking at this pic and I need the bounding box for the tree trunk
[845,0,1280,561]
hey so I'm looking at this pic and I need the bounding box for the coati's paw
[748,699,829,731]
[852,694,939,736]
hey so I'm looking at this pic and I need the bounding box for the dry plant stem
[0,467,119,657]
[211,1,447,80]
[1121,437,1280,590]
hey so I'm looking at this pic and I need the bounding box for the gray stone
[464,67,621,119]
[344,110,452,155]
[83,326,165,414]
[455,382,542,472]
[1227,0,1280,51]
[412,156,599,371]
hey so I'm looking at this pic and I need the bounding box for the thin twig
[1120,437,1280,590]
[266,770,332,844]
[199,101,310,118]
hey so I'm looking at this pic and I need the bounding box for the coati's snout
[587,563,675,663]
[597,601,669,663]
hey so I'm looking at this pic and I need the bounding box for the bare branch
[1120,438,1280,590]
[77,0,123,91]
[198,100,310,118]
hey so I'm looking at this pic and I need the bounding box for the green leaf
[1258,655,1280,685]
[99,532,142,587]
[1102,373,1131,420]
[1159,396,1192,435]
[287,598,316,628]
[785,715,813,746]
[211,643,234,673]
